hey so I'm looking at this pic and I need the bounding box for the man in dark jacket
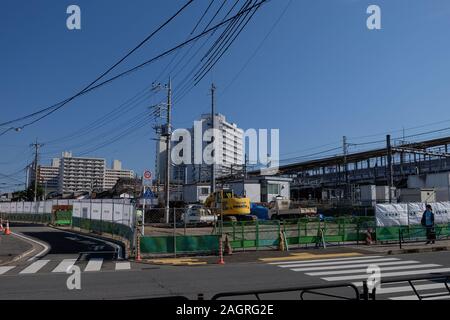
[421,204,435,244]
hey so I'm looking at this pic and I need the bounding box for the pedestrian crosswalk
[268,254,450,300]
[0,258,134,276]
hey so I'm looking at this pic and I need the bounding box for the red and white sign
[143,170,152,180]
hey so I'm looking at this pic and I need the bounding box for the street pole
[343,136,348,202]
[142,173,146,236]
[31,139,42,202]
[211,83,216,194]
[165,77,172,224]
[387,134,393,203]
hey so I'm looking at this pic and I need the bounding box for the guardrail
[211,283,361,300]
[141,273,450,300]
[363,273,450,301]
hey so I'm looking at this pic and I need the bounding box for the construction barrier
[140,235,220,254]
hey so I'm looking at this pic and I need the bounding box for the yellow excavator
[204,188,256,222]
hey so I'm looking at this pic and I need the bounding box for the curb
[0,232,49,266]
[49,225,128,260]
[385,246,450,255]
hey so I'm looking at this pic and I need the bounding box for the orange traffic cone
[4,220,11,235]
[0,219,4,233]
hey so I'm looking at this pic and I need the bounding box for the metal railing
[363,273,450,301]
[211,283,361,300]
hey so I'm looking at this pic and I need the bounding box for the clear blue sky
[2,0,450,191]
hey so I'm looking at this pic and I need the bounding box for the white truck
[268,196,317,220]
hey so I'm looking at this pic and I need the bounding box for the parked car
[182,204,217,225]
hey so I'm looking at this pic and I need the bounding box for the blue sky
[2,0,450,191]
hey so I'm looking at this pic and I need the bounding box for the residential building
[104,160,135,190]
[37,158,60,193]
[58,152,106,193]
[185,113,244,183]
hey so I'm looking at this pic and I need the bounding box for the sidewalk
[347,239,450,255]
[141,239,450,266]
[0,233,33,266]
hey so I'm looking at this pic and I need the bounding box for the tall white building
[155,136,168,184]
[104,160,135,190]
[183,113,244,184]
[58,152,106,193]
[37,158,60,192]
[155,113,244,185]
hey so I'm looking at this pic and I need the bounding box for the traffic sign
[143,170,152,180]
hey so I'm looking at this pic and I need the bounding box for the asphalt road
[1,223,450,300]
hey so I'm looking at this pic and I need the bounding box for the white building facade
[104,160,135,190]
[37,158,60,192]
[187,113,244,183]
[58,152,106,193]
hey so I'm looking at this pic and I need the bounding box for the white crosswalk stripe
[291,260,420,272]
[52,259,77,273]
[115,261,131,270]
[306,264,441,276]
[281,257,400,269]
[0,258,135,276]
[0,266,15,275]
[84,258,103,272]
[268,254,450,300]
[269,255,384,265]
[20,259,50,274]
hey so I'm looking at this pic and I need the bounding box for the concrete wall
[183,185,210,203]
[408,173,450,201]
[229,182,261,203]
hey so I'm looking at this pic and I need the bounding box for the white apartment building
[37,158,60,192]
[58,152,106,193]
[104,160,135,190]
[155,113,244,185]
[189,113,244,183]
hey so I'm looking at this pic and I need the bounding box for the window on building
[267,183,280,195]
[200,187,210,195]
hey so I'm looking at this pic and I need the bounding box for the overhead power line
[0,0,196,130]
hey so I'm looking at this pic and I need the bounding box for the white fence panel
[16,202,24,213]
[90,202,102,220]
[430,202,450,224]
[101,202,113,222]
[375,203,408,227]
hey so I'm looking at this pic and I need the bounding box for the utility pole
[210,83,216,194]
[31,140,43,202]
[387,134,394,203]
[244,154,248,179]
[342,136,348,201]
[165,78,172,224]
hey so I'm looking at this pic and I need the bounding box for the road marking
[147,258,207,265]
[306,264,441,276]
[0,266,15,275]
[55,228,122,259]
[322,267,450,281]
[20,260,50,274]
[10,231,50,262]
[290,260,420,272]
[52,259,77,273]
[390,293,450,300]
[266,254,369,264]
[374,283,449,295]
[280,257,399,268]
[84,258,103,272]
[115,262,131,270]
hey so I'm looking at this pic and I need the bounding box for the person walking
[421,204,435,244]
